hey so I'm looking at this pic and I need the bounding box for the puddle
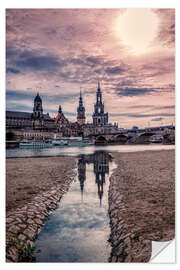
[34,151,116,262]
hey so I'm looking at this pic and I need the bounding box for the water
[6,144,174,158]
[6,144,175,262]
[34,151,116,262]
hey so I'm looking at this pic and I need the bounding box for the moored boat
[19,140,52,148]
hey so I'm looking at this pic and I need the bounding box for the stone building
[6,93,57,141]
[93,81,108,126]
[84,82,118,135]
[6,83,119,141]
[55,105,71,136]
[77,91,86,125]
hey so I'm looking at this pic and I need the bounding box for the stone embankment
[6,157,76,262]
[108,173,151,262]
[108,150,175,262]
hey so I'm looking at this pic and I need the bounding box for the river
[6,144,174,158]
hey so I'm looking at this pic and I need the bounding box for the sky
[6,8,175,129]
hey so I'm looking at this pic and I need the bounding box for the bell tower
[33,93,43,118]
[77,90,86,125]
[92,82,108,126]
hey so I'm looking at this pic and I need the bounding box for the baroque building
[55,105,71,136]
[6,93,56,141]
[92,82,108,126]
[33,92,43,118]
[77,91,86,125]
[84,82,118,136]
[6,83,119,142]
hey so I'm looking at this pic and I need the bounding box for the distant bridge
[87,130,165,144]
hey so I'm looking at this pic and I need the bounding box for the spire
[79,89,83,106]
[96,81,102,104]
[98,81,100,91]
[58,105,62,114]
[77,88,86,125]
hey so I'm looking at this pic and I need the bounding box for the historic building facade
[84,82,118,136]
[6,93,57,141]
[55,105,71,137]
[77,91,86,125]
[6,83,119,141]
[92,82,108,126]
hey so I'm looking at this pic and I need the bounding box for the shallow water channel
[34,151,117,262]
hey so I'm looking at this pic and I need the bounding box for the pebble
[6,176,75,262]
[108,164,151,263]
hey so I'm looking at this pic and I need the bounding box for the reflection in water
[78,156,86,201]
[34,151,115,262]
[78,151,111,206]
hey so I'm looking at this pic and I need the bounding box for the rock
[8,225,21,234]
[34,218,43,226]
[18,234,26,241]
[111,256,117,262]
[23,228,36,240]
[6,217,15,224]
[8,247,19,262]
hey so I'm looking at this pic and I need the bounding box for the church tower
[92,82,108,126]
[33,93,43,118]
[77,90,86,125]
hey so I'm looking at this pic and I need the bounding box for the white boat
[69,141,94,147]
[52,140,69,146]
[19,140,52,148]
[150,135,163,143]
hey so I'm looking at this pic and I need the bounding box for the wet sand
[6,149,175,262]
[108,149,175,262]
[6,156,76,213]
[6,156,76,262]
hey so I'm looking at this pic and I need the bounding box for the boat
[19,140,52,148]
[52,140,69,146]
[52,134,69,146]
[150,135,163,143]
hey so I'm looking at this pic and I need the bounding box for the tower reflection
[78,156,86,201]
[77,151,111,206]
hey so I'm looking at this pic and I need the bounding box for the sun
[115,9,159,55]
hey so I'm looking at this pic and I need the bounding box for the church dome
[34,93,42,102]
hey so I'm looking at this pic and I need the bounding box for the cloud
[6,89,81,117]
[128,105,175,110]
[6,9,175,128]
[6,67,21,74]
[116,87,155,97]
[110,113,175,118]
[151,117,164,122]
[105,66,125,75]
[15,51,63,71]
[153,9,175,47]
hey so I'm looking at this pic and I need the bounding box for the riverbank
[108,149,175,262]
[6,156,76,262]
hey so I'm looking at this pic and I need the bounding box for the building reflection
[77,151,111,206]
[78,156,86,201]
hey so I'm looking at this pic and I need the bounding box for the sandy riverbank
[6,156,76,262]
[108,149,175,262]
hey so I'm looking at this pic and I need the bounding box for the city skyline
[6,9,175,128]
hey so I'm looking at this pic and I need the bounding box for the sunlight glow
[115,9,159,55]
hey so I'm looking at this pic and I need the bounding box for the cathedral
[92,81,108,126]
[6,82,118,141]
[77,90,86,125]
[76,82,118,136]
